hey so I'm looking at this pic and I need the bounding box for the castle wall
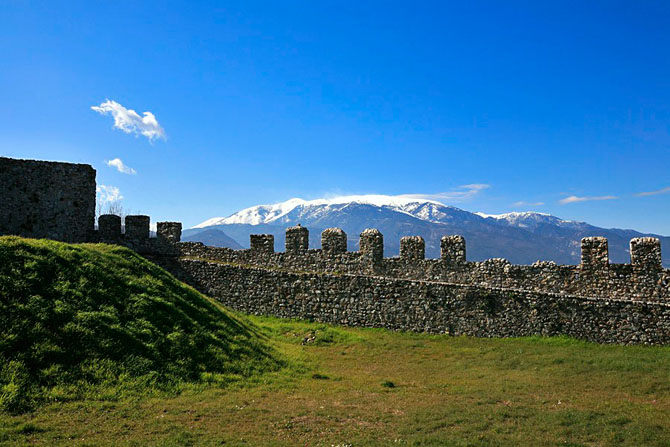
[176,230,670,303]
[171,258,670,345]
[4,155,667,345]
[0,157,96,242]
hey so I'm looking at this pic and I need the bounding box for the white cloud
[635,187,670,197]
[96,185,123,204]
[105,158,136,175]
[400,184,491,203]
[91,99,166,142]
[559,195,618,205]
[513,201,545,207]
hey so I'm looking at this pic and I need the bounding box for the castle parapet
[125,215,150,240]
[441,235,466,265]
[321,228,347,256]
[400,236,425,260]
[630,237,662,271]
[286,224,309,254]
[250,234,275,254]
[157,221,182,243]
[360,228,383,262]
[581,237,609,270]
[98,214,121,241]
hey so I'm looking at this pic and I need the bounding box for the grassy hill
[1,236,670,446]
[0,236,283,413]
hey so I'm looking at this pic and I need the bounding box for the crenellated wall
[93,214,180,256]
[160,225,670,345]
[173,226,670,304]
[3,156,669,344]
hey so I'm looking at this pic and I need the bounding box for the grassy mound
[0,236,283,413]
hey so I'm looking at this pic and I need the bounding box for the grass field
[2,314,670,446]
[2,236,670,446]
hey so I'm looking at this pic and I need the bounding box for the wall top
[0,156,96,172]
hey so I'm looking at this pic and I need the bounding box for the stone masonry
[167,224,670,344]
[321,228,347,256]
[0,157,96,242]
[400,236,425,260]
[3,156,670,345]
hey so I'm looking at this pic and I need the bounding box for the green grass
[0,236,283,413]
[1,236,670,446]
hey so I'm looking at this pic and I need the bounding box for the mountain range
[182,195,670,266]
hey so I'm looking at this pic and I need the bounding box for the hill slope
[0,236,283,413]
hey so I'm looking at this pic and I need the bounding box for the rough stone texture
[250,234,275,254]
[630,237,662,271]
[125,215,150,240]
[441,235,466,264]
[400,236,425,260]
[90,221,670,345]
[321,228,347,256]
[360,228,384,262]
[5,155,669,345]
[0,157,96,242]
[581,237,609,269]
[285,224,309,254]
[175,230,670,304]
[98,214,121,242]
[157,222,182,243]
[167,259,670,345]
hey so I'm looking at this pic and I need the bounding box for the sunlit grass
[1,236,670,446]
[0,236,283,414]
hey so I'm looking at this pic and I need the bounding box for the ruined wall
[0,157,96,242]
[5,155,666,345]
[95,213,180,256]
[169,258,670,345]
[176,228,670,303]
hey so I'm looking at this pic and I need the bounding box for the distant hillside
[182,228,243,249]
[189,195,670,266]
[0,236,283,413]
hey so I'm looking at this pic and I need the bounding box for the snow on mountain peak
[475,211,551,220]
[474,211,587,230]
[193,194,447,228]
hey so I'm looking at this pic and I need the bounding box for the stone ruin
[3,156,670,345]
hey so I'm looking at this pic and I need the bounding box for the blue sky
[1,1,670,233]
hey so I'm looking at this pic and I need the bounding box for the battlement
[581,237,609,270]
[400,236,425,260]
[630,237,662,270]
[166,224,670,345]
[173,225,670,304]
[3,155,670,345]
[157,221,182,243]
[285,224,309,254]
[250,234,275,254]
[441,235,466,265]
[90,214,180,256]
[360,228,384,263]
[321,228,347,256]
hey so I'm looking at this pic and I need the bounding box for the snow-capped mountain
[185,195,670,266]
[194,195,456,227]
[475,211,589,231]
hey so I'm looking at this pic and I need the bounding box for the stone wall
[94,213,179,256]
[167,258,670,345]
[0,157,96,242]
[4,155,667,345]
[175,226,670,303]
